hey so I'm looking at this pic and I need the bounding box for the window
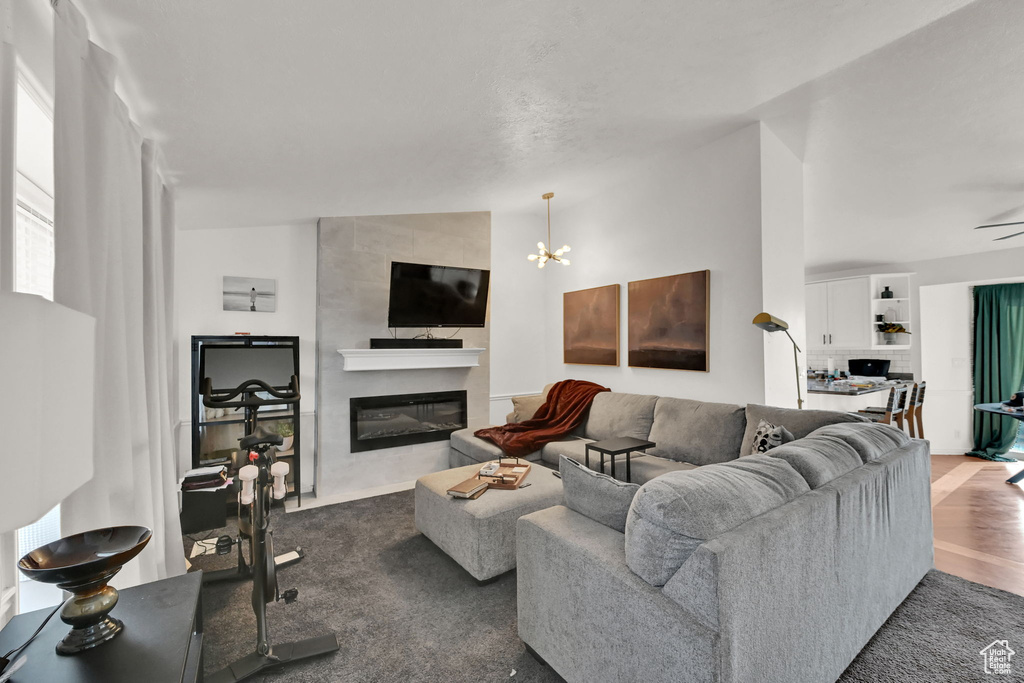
[8,79,61,615]
[15,80,55,300]
[15,199,54,300]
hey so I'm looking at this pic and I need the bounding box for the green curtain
[970,283,1024,461]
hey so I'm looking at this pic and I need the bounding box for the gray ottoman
[414,463,564,581]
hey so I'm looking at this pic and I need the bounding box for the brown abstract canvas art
[628,270,709,371]
[563,284,619,366]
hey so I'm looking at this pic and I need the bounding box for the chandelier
[527,192,570,268]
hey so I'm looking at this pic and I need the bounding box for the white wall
[174,223,317,487]
[759,123,806,408]
[488,209,549,422]
[920,282,974,454]
[539,124,770,404]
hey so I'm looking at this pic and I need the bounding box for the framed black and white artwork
[223,276,276,312]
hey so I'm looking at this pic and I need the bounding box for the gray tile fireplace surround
[316,211,491,498]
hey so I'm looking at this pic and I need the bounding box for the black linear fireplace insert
[349,390,468,453]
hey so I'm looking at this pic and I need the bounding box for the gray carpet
[188,490,1024,682]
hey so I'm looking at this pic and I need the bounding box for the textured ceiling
[72,0,1006,271]
[760,0,1024,272]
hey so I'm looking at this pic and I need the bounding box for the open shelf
[870,274,914,351]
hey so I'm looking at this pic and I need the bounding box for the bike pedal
[282,588,298,604]
[215,535,234,555]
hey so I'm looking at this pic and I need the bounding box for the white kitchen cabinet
[806,277,871,349]
[806,282,829,349]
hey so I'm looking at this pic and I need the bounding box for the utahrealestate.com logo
[981,640,1015,675]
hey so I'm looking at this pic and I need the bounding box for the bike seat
[239,432,284,450]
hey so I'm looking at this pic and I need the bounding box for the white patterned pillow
[750,418,795,454]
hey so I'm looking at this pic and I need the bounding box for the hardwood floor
[931,453,1024,595]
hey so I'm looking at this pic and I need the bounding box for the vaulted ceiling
[73,0,1019,271]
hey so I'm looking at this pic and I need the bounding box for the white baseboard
[490,391,540,401]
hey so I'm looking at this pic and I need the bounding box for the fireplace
[349,390,468,453]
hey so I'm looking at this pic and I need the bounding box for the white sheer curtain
[53,0,184,585]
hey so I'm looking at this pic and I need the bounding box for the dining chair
[905,381,926,438]
[857,385,909,428]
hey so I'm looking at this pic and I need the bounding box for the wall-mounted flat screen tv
[387,261,490,328]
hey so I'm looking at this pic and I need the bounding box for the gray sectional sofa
[449,389,870,483]
[516,421,933,683]
[442,388,933,681]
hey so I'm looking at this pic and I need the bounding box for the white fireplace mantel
[337,347,486,372]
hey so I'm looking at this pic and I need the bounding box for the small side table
[0,572,203,682]
[585,437,656,482]
[973,402,1024,484]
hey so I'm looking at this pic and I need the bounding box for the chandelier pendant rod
[546,194,552,251]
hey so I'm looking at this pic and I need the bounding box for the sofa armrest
[660,440,932,683]
[517,506,716,683]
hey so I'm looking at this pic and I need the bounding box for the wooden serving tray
[477,460,531,490]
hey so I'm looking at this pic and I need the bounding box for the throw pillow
[741,404,869,456]
[509,382,556,422]
[559,455,640,533]
[749,418,794,454]
[511,393,546,423]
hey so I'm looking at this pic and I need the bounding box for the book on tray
[447,477,488,499]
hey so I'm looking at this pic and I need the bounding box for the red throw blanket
[475,379,610,458]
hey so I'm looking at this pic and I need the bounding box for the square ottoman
[414,463,564,582]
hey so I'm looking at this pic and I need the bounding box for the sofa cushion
[560,456,640,533]
[605,454,696,484]
[584,393,659,441]
[624,455,809,586]
[450,428,539,464]
[740,404,869,456]
[767,435,864,489]
[647,397,747,465]
[749,418,795,454]
[540,437,593,467]
[807,422,911,463]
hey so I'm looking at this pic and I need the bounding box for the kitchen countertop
[807,380,912,396]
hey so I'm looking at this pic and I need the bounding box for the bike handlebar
[201,375,300,408]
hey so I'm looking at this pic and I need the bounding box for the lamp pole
[784,329,804,409]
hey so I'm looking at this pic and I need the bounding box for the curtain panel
[53,0,184,585]
[970,283,1024,461]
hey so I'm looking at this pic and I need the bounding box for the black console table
[0,572,203,682]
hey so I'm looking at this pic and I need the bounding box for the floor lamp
[752,312,804,410]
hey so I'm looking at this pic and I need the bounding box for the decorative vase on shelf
[883,332,897,345]
[884,307,898,323]
[881,286,893,299]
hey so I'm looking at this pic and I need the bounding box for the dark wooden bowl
[18,526,152,588]
[17,526,152,655]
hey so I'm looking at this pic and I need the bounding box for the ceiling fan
[974,220,1024,241]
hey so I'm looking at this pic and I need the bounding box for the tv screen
[201,345,296,392]
[387,261,490,328]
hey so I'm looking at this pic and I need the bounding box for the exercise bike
[199,380,304,586]
[202,374,339,682]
